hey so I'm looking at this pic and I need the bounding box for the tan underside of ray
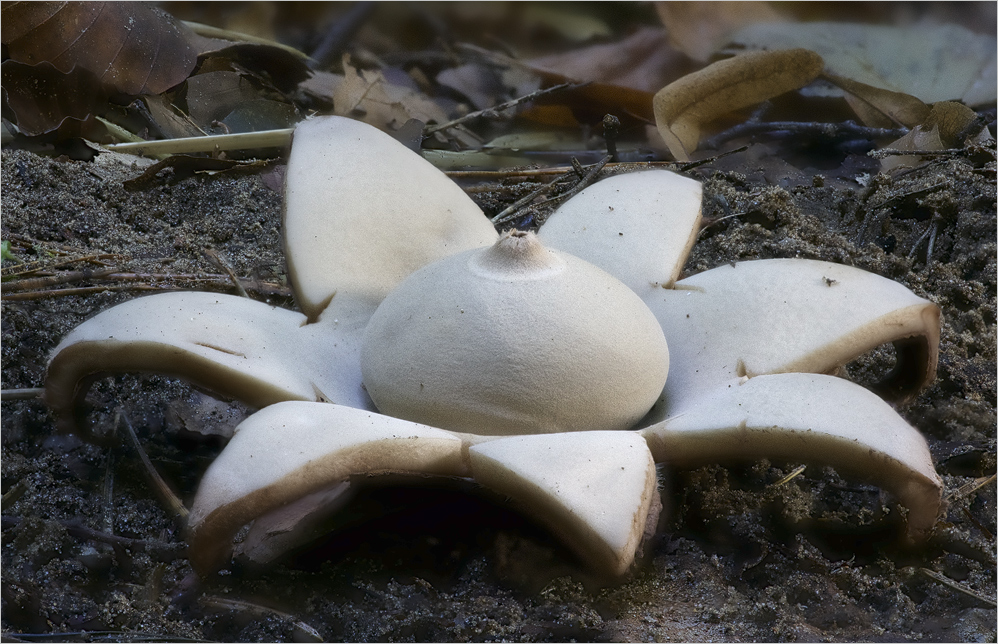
[187,402,466,574]
[641,373,943,539]
[44,291,375,431]
[284,116,498,321]
[537,170,702,298]
[642,258,940,421]
[468,431,657,577]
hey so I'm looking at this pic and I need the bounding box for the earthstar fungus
[46,116,944,578]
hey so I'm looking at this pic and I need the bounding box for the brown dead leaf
[653,48,824,161]
[1,60,108,137]
[655,1,783,62]
[333,55,469,143]
[880,101,989,172]
[526,26,693,94]
[1,1,198,96]
[823,72,930,129]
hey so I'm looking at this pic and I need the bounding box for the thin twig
[3,267,120,292]
[201,596,323,641]
[117,411,189,522]
[490,175,573,224]
[532,154,611,208]
[945,474,997,503]
[705,119,906,149]
[1,254,125,278]
[444,160,678,179]
[869,147,967,159]
[203,250,249,298]
[424,82,582,135]
[920,568,997,607]
[308,1,376,69]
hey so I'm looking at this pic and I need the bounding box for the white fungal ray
[44,291,375,431]
[640,373,943,539]
[284,116,498,321]
[188,402,659,578]
[187,401,467,574]
[642,258,940,420]
[537,170,703,297]
[468,431,657,576]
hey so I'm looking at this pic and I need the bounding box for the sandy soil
[2,139,995,642]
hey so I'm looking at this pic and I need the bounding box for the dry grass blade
[945,474,997,503]
[653,48,823,161]
[105,128,295,156]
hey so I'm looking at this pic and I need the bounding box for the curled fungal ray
[45,291,374,431]
[284,116,498,321]
[537,170,703,296]
[641,373,943,539]
[188,402,659,577]
[643,258,940,419]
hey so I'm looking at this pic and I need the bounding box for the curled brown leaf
[653,48,824,161]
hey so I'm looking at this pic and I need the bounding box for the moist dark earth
[1,139,995,642]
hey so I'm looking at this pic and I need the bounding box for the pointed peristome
[284,116,498,321]
[642,258,940,420]
[44,291,374,432]
[641,373,943,540]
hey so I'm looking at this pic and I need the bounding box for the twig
[0,515,186,561]
[309,1,376,70]
[0,388,45,400]
[679,145,750,171]
[444,160,678,179]
[424,82,582,135]
[1,254,125,279]
[492,155,610,226]
[490,176,573,225]
[2,267,120,292]
[920,568,997,607]
[117,411,189,522]
[945,474,997,503]
[705,119,906,149]
[602,114,620,162]
[869,147,967,159]
[532,155,611,208]
[202,250,248,298]
[201,596,323,642]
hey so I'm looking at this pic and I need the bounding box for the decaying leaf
[1,60,107,137]
[333,55,472,143]
[653,48,823,161]
[527,26,694,94]
[880,101,991,172]
[823,72,930,129]
[655,1,783,62]
[730,21,997,106]
[1,1,198,96]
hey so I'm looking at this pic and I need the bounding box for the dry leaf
[655,1,783,62]
[1,1,198,96]
[334,56,447,128]
[730,22,997,106]
[653,48,824,161]
[527,27,693,94]
[881,101,990,172]
[1,60,107,136]
[823,72,930,129]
